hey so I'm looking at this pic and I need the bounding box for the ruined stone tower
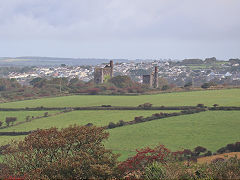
[142,66,159,88]
[94,60,114,84]
[143,74,153,88]
[153,66,158,88]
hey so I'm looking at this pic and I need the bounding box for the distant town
[2,57,240,87]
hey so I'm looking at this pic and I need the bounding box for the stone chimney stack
[153,66,158,88]
[110,60,113,78]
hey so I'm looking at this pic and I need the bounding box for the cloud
[0,0,239,58]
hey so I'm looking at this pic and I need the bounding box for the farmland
[0,88,240,161]
[0,110,178,132]
[0,88,239,108]
[0,111,59,127]
[106,111,240,160]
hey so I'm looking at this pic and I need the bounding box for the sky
[0,0,239,60]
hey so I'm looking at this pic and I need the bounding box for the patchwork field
[0,110,178,132]
[0,89,239,108]
[0,111,59,127]
[106,111,240,160]
[0,89,240,161]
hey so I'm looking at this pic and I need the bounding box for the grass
[105,111,240,160]
[0,110,178,133]
[0,89,239,108]
[0,110,240,161]
[0,135,25,146]
[0,111,59,127]
[0,89,239,161]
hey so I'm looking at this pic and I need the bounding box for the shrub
[87,88,100,95]
[182,149,192,159]
[25,116,30,122]
[85,123,93,127]
[0,125,119,179]
[161,85,170,91]
[0,121,2,127]
[108,122,117,129]
[134,116,144,123]
[144,162,167,179]
[138,103,152,108]
[184,82,192,88]
[216,141,240,154]
[5,117,17,126]
[118,120,126,126]
[201,82,211,89]
[204,151,212,157]
[118,145,182,177]
[109,75,135,88]
[44,112,49,117]
[0,144,10,155]
[197,104,205,108]
[101,105,112,107]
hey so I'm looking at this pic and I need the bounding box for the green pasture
[0,110,178,133]
[0,89,239,108]
[0,111,59,127]
[0,136,25,147]
[105,111,240,160]
[0,110,240,161]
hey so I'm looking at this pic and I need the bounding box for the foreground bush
[143,157,240,179]
[0,125,120,179]
[118,145,183,178]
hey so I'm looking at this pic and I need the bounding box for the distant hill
[0,56,130,66]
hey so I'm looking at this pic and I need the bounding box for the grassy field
[105,111,240,160]
[0,110,178,132]
[0,136,25,147]
[0,110,239,161]
[0,89,239,161]
[0,89,239,108]
[0,111,59,127]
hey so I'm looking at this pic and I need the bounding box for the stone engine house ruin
[142,66,159,88]
[94,60,113,84]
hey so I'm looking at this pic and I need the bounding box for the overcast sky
[0,0,239,60]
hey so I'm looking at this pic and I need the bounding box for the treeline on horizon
[0,74,234,102]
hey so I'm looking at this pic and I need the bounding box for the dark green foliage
[108,122,117,129]
[5,117,17,126]
[25,116,31,122]
[184,81,192,88]
[161,85,170,91]
[109,75,134,88]
[201,81,217,89]
[44,112,49,117]
[197,104,205,108]
[217,142,240,154]
[194,146,207,156]
[138,103,153,108]
[118,120,126,126]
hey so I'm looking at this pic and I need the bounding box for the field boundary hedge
[0,105,239,111]
[0,108,207,136]
[0,131,34,136]
[104,108,207,130]
[0,110,72,130]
